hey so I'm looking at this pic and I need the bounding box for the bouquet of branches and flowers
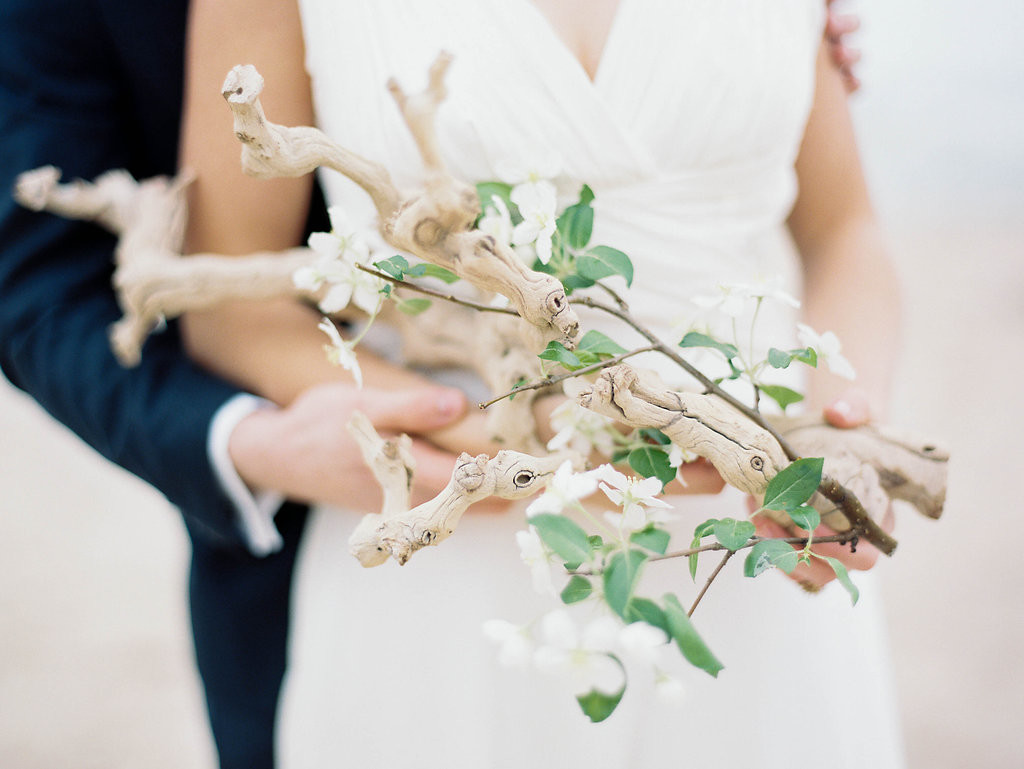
[13,53,948,721]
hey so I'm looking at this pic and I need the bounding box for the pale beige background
[1,0,1021,766]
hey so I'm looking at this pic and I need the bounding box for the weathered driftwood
[13,165,315,366]
[775,416,949,523]
[574,365,947,542]
[13,58,951,564]
[223,57,579,350]
[388,300,548,453]
[347,409,578,566]
[13,164,548,449]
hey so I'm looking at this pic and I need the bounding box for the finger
[753,517,837,589]
[810,537,879,572]
[358,386,468,434]
[407,439,459,504]
[823,388,871,428]
[667,459,727,495]
[826,13,860,39]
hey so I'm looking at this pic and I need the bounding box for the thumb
[357,385,468,433]
[823,388,871,429]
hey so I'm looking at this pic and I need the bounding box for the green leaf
[508,377,528,401]
[475,181,515,217]
[712,518,756,551]
[576,677,626,723]
[560,575,593,604]
[793,347,818,367]
[663,594,724,677]
[405,263,459,284]
[767,347,793,369]
[762,457,824,513]
[759,384,804,411]
[557,202,595,250]
[787,504,821,532]
[560,273,596,294]
[688,541,701,581]
[577,246,634,287]
[577,329,628,358]
[603,549,648,619]
[529,514,593,565]
[627,446,676,490]
[578,184,595,205]
[679,332,739,360]
[625,597,669,634]
[693,519,719,539]
[537,341,584,371]
[610,449,630,464]
[821,556,860,605]
[630,526,671,555]
[373,254,410,279]
[395,298,432,316]
[638,428,671,446]
[744,539,800,577]
[767,347,818,369]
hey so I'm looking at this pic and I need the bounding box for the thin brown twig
[355,263,519,315]
[477,344,659,409]
[688,550,734,617]
[570,295,897,556]
[351,266,895,555]
[566,531,858,577]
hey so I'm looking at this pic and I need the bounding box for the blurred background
[1,0,1021,766]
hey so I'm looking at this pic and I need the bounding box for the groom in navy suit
[0,2,313,766]
[0,1,472,767]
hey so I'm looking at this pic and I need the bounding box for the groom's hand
[228,382,468,512]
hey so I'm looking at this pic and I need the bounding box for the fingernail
[434,391,464,418]
[831,400,853,419]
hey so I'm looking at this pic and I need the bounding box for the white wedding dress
[279,1,905,767]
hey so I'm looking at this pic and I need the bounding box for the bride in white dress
[181,1,904,766]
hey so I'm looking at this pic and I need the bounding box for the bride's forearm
[799,216,901,417]
[181,297,512,456]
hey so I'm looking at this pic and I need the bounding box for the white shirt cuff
[208,394,286,557]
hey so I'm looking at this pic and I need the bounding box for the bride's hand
[751,386,893,590]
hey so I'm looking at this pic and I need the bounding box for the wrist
[228,406,288,492]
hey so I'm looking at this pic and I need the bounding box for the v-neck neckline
[517,0,629,87]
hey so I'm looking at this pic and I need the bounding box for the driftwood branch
[13,165,316,366]
[347,410,580,566]
[575,365,947,554]
[223,58,580,350]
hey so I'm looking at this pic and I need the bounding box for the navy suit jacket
[0,0,251,547]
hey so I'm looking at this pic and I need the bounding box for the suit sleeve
[0,0,254,549]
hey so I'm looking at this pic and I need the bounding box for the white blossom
[309,206,372,262]
[525,461,599,517]
[495,153,563,188]
[668,442,698,469]
[596,466,674,532]
[796,323,856,380]
[296,206,384,315]
[510,180,558,264]
[533,610,624,695]
[477,194,513,248]
[482,619,534,669]
[317,318,363,388]
[617,622,669,666]
[691,274,799,319]
[654,672,687,704]
[545,400,617,458]
[516,527,556,596]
